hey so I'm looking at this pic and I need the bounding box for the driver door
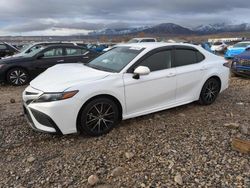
[32,47,64,76]
[123,49,176,117]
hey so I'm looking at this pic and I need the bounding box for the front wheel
[6,68,29,86]
[79,98,120,136]
[199,78,220,105]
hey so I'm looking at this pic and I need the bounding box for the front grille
[240,59,250,66]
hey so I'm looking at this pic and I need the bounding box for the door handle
[57,59,64,63]
[166,73,176,77]
[83,56,89,59]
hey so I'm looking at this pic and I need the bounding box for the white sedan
[23,43,230,136]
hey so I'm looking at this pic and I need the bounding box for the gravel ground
[0,77,249,188]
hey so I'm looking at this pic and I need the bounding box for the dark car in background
[0,42,19,58]
[19,42,77,55]
[231,47,250,77]
[0,44,98,86]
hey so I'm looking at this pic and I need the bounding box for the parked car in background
[225,41,250,59]
[201,42,213,53]
[211,41,227,53]
[22,43,229,136]
[127,38,157,43]
[87,44,109,52]
[18,42,77,55]
[0,42,19,58]
[0,44,98,86]
[231,47,250,77]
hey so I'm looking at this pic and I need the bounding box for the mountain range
[89,23,250,36]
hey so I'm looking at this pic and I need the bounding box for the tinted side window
[196,51,205,62]
[43,48,63,57]
[0,44,7,50]
[139,50,171,71]
[66,48,85,56]
[174,49,197,67]
[141,39,156,42]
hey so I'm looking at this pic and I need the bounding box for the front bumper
[231,65,250,77]
[23,104,62,134]
[22,85,79,135]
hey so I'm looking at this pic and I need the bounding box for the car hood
[227,47,245,52]
[0,55,32,63]
[30,63,111,92]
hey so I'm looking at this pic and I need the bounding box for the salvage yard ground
[0,77,249,187]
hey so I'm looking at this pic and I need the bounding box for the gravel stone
[174,173,183,185]
[26,156,35,163]
[111,167,124,177]
[88,175,99,186]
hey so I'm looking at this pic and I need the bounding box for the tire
[79,97,120,136]
[199,78,220,105]
[6,68,29,86]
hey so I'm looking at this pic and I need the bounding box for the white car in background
[211,41,227,53]
[127,38,157,43]
[23,43,229,136]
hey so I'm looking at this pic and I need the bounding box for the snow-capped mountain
[89,26,150,36]
[89,22,250,36]
[193,23,250,34]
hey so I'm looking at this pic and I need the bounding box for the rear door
[173,46,206,103]
[63,47,93,64]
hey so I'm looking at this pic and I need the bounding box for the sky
[0,0,250,36]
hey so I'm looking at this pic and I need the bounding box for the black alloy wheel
[199,78,220,105]
[7,68,29,86]
[79,98,119,136]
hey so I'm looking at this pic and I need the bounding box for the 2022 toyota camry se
[22,43,230,136]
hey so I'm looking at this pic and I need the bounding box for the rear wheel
[79,98,119,136]
[6,68,29,86]
[199,78,220,105]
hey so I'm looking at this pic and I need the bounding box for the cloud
[0,0,249,35]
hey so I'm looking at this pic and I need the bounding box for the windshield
[233,42,250,48]
[86,46,144,72]
[20,44,33,52]
[23,47,45,57]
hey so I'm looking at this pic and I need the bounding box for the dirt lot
[0,77,249,188]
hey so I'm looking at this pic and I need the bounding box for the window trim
[126,46,174,73]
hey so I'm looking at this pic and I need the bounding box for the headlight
[33,90,78,103]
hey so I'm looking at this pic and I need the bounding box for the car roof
[117,42,199,50]
[42,44,85,48]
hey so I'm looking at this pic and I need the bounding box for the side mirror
[36,53,44,59]
[133,66,150,79]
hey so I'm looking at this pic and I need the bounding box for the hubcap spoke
[86,102,115,134]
